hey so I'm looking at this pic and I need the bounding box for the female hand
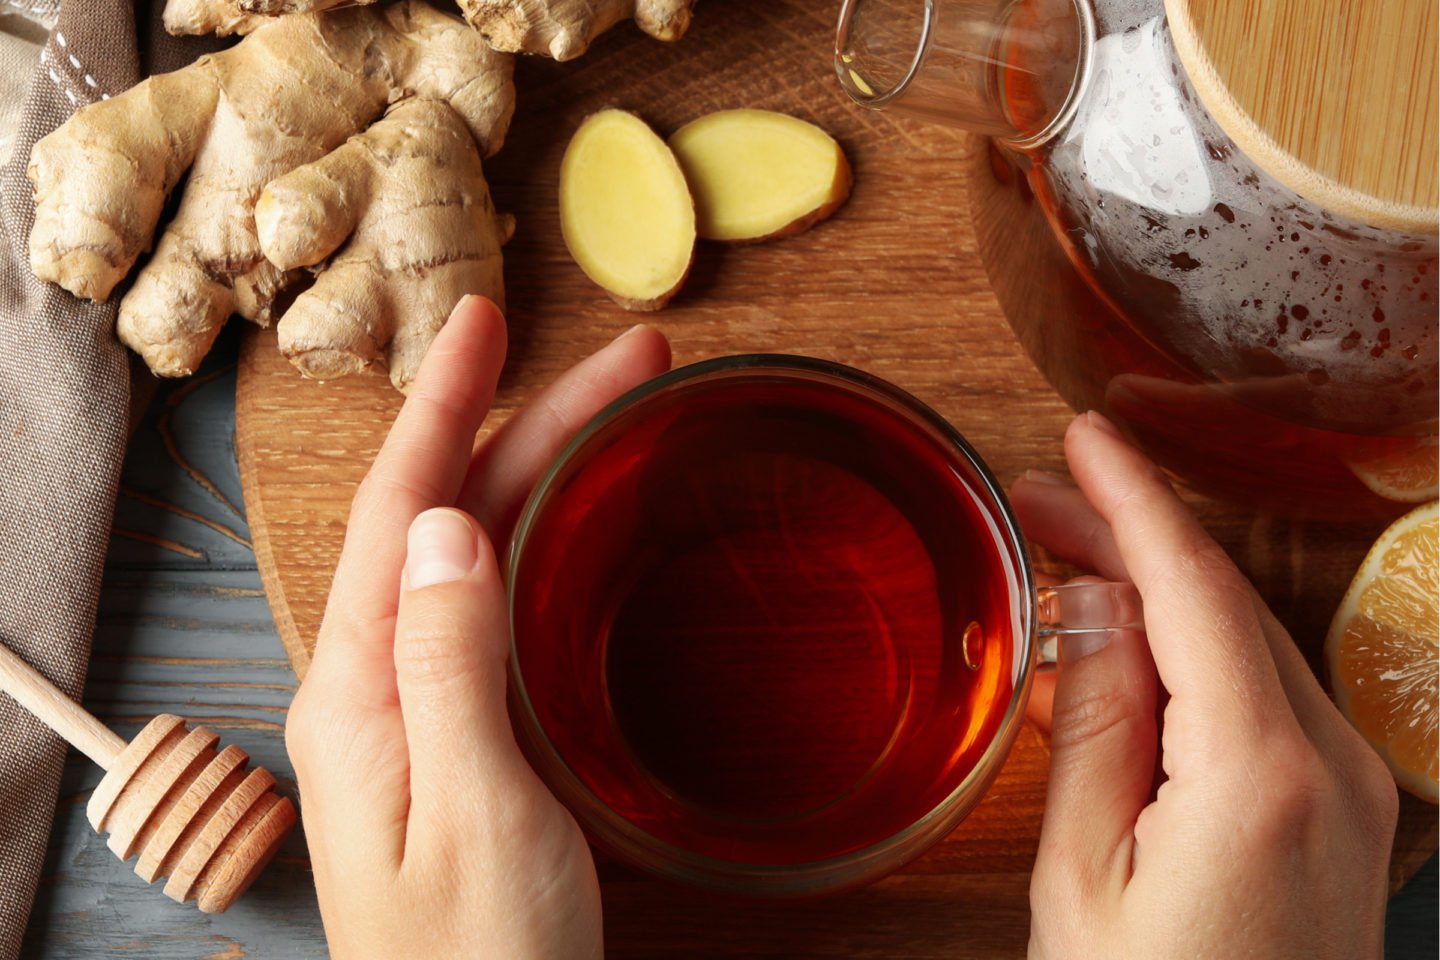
[1014,412,1400,960]
[284,296,672,960]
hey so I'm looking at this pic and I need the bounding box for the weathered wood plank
[21,569,322,960]
[22,335,326,959]
[107,356,252,573]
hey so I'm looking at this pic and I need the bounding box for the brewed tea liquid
[511,371,1019,866]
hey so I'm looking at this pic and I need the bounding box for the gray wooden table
[17,329,1440,958]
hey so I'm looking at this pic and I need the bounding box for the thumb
[1032,622,1158,914]
[393,507,529,815]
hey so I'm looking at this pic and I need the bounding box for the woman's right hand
[1014,412,1399,960]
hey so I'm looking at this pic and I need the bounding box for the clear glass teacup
[506,355,1141,896]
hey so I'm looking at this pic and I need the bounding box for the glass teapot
[836,0,1438,519]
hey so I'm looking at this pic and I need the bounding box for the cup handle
[1035,581,1145,668]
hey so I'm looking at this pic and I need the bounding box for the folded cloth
[0,5,57,171]
[0,3,216,956]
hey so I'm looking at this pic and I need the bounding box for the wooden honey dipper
[0,641,296,913]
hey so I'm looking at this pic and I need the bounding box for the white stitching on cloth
[2,0,55,18]
[39,29,110,109]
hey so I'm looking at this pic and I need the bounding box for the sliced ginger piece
[668,109,852,242]
[560,109,695,311]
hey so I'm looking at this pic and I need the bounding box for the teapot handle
[835,0,1093,145]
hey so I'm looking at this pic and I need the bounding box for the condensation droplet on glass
[962,621,983,672]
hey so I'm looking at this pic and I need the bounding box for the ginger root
[163,0,698,62]
[462,0,696,61]
[559,109,696,311]
[29,2,515,382]
[257,98,512,393]
[162,0,286,36]
[669,109,851,242]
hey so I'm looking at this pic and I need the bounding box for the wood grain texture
[236,0,1077,676]
[233,0,1437,949]
[1166,0,1438,230]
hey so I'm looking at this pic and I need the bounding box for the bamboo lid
[1166,0,1438,232]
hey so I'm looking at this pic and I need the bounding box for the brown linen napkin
[0,4,215,957]
[0,4,58,170]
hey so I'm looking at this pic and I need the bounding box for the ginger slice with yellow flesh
[668,109,852,243]
[163,0,697,61]
[29,1,514,381]
[560,109,695,311]
[257,98,512,393]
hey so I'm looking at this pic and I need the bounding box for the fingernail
[452,293,499,320]
[406,509,478,590]
[1060,630,1114,662]
[1085,410,1123,439]
[1022,469,1072,486]
[614,323,648,343]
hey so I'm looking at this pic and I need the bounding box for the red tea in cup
[512,356,1140,898]
[508,357,1033,891]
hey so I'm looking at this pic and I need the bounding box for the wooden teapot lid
[1166,0,1438,232]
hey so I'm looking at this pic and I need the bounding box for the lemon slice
[1347,436,1439,503]
[1326,500,1439,802]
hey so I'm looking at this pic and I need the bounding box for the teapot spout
[836,0,1091,145]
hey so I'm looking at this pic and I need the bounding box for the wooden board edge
[235,327,312,681]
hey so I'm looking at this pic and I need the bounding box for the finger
[1042,418,1344,757]
[285,680,413,871]
[1027,670,1057,734]
[290,297,507,861]
[1011,470,1128,581]
[392,508,535,822]
[1250,596,1374,760]
[1032,626,1158,909]
[459,323,671,544]
[1063,412,1295,737]
[312,295,507,695]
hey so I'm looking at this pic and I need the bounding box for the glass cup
[507,355,1141,896]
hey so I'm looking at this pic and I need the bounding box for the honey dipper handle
[0,642,125,769]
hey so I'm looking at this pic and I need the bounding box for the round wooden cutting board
[235,2,1435,954]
